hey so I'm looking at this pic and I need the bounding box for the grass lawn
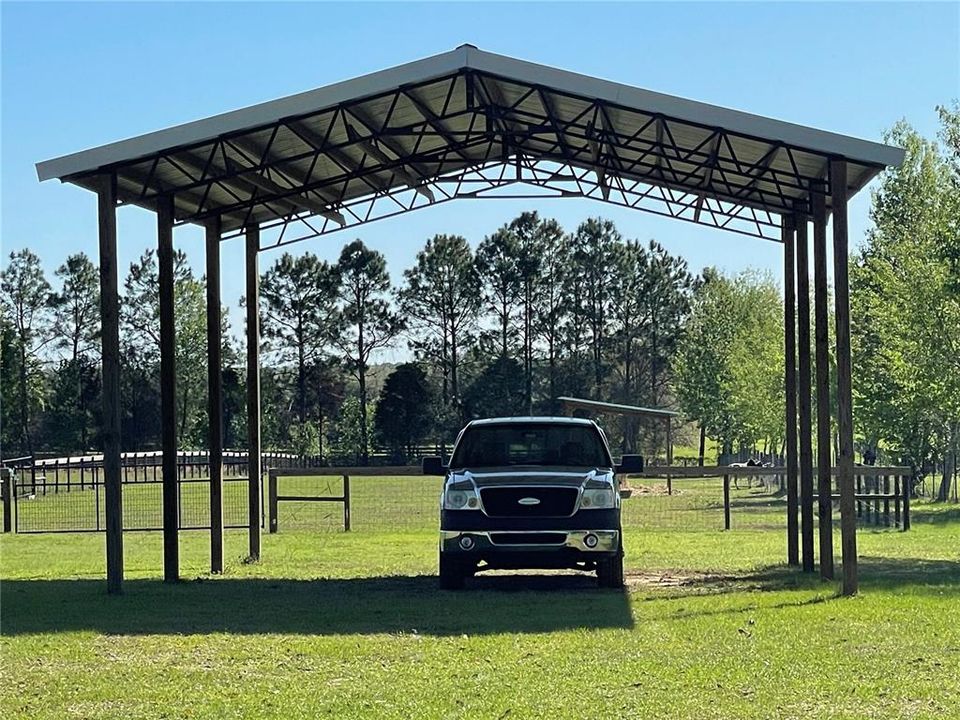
[1,503,958,719]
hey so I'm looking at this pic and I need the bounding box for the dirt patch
[624,570,731,589]
[622,483,682,497]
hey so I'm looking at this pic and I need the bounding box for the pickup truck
[423,416,643,589]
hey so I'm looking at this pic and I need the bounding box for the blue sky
[2,2,957,355]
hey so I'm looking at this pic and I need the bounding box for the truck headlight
[443,486,480,510]
[580,487,617,509]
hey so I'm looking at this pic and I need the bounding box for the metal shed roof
[36,44,904,245]
[556,397,680,419]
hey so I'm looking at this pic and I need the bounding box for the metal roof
[36,44,904,246]
[556,397,680,419]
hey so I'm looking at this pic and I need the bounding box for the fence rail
[1,457,913,535]
[637,465,912,530]
[2,451,313,534]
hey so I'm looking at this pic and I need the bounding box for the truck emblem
[518,497,541,506]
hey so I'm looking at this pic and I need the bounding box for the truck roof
[466,416,597,427]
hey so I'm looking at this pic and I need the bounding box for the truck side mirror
[616,454,644,474]
[422,456,448,476]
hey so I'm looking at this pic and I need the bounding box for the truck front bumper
[440,529,620,555]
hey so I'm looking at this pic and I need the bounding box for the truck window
[451,423,612,469]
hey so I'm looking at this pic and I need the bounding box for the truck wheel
[597,553,624,588]
[439,552,466,590]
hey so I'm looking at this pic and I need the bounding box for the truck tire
[597,552,624,588]
[439,551,466,590]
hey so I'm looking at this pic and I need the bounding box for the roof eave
[36,46,473,183]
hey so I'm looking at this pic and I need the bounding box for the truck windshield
[451,423,612,468]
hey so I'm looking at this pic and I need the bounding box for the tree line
[1,212,698,464]
[2,105,957,496]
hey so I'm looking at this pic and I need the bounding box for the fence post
[268,471,278,534]
[902,473,911,531]
[883,474,890,527]
[2,468,12,533]
[95,468,101,532]
[894,476,901,528]
[343,474,351,532]
[723,474,731,531]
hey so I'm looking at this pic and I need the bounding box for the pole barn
[36,45,904,596]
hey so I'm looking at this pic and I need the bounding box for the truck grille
[479,487,579,517]
[489,533,566,545]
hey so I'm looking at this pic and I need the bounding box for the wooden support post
[783,216,800,565]
[811,184,834,580]
[96,174,123,594]
[831,159,858,595]
[343,475,351,532]
[245,225,262,561]
[158,195,179,583]
[206,217,225,573]
[795,210,815,573]
[723,474,731,530]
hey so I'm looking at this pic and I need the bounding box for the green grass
[2,500,958,718]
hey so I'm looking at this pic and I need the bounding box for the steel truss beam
[86,68,843,243]
[251,154,782,251]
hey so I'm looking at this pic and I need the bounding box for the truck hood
[450,466,614,489]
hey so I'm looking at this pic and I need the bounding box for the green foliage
[463,355,526,419]
[569,218,621,395]
[373,363,435,459]
[475,226,523,358]
[851,117,960,474]
[121,249,213,447]
[608,239,694,451]
[673,269,784,455]
[334,240,404,464]
[0,249,53,454]
[327,395,374,464]
[259,252,339,427]
[530,218,569,410]
[399,234,480,427]
[50,253,99,362]
[289,421,321,457]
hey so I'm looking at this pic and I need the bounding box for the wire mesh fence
[11,477,255,533]
[4,461,910,535]
[268,469,911,534]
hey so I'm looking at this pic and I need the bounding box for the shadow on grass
[727,496,788,513]
[639,555,960,602]
[911,504,960,525]
[0,572,633,637]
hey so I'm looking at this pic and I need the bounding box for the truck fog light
[467,496,478,508]
[459,536,475,550]
[584,533,599,548]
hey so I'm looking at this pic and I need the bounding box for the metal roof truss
[63,68,868,249]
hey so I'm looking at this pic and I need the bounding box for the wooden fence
[635,465,913,530]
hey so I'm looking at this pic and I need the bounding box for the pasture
[1,490,957,719]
